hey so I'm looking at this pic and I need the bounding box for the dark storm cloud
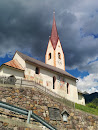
[83,13,98,35]
[0,0,98,71]
[0,0,51,57]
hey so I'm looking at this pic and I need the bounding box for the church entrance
[53,76,56,89]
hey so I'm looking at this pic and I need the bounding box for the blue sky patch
[67,68,89,79]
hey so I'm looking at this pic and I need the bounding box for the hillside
[75,93,98,116]
[83,92,98,103]
[92,98,98,106]
[86,98,98,109]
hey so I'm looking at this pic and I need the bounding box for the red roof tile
[4,59,24,71]
[50,13,59,50]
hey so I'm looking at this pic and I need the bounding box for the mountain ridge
[83,92,98,103]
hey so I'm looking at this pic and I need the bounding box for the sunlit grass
[75,103,98,116]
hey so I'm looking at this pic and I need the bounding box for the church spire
[50,12,59,50]
[45,13,65,70]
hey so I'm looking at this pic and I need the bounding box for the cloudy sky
[0,0,98,93]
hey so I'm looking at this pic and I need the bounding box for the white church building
[0,14,85,105]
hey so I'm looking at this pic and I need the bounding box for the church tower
[45,13,65,70]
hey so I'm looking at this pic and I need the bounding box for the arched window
[35,67,40,74]
[53,76,56,89]
[67,83,69,94]
[58,52,61,59]
[48,53,51,60]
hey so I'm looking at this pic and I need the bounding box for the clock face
[58,60,62,65]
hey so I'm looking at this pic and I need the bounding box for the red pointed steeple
[50,12,59,50]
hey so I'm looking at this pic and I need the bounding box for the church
[0,14,85,105]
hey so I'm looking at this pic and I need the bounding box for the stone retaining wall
[0,85,98,130]
[0,116,43,130]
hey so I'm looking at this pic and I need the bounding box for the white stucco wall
[45,40,65,70]
[78,93,85,105]
[0,59,84,104]
[66,84,78,103]
[2,66,24,79]
[55,40,65,70]
[45,40,54,66]
[13,53,26,69]
[40,68,56,90]
[65,78,78,102]
[0,69,3,76]
[25,63,35,76]
[24,62,79,103]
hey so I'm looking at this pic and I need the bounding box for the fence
[0,76,75,108]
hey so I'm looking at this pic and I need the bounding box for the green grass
[75,103,98,116]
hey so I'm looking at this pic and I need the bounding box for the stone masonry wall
[0,85,98,130]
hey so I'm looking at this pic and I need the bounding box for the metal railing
[0,76,74,108]
[0,101,57,130]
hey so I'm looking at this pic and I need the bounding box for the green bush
[92,98,98,106]
[87,103,97,109]
[86,98,98,109]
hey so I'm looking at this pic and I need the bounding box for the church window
[58,53,61,59]
[48,53,51,60]
[53,76,56,89]
[67,83,69,94]
[35,67,40,74]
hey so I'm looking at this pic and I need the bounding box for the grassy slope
[75,103,98,116]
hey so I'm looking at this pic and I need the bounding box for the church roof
[15,51,77,80]
[50,13,59,50]
[4,59,24,71]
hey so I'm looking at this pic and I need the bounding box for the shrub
[87,103,96,109]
